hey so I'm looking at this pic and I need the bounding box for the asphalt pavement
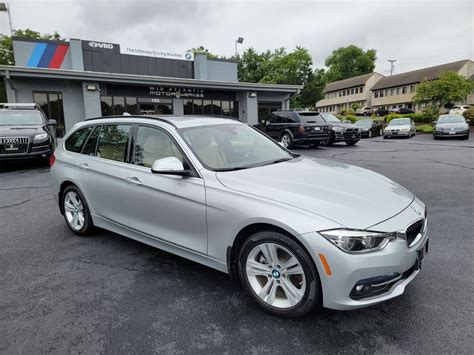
[0,134,473,354]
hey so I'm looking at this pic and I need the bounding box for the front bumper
[384,131,411,137]
[299,198,428,310]
[433,131,469,138]
[0,147,53,160]
[293,135,330,144]
[333,131,361,141]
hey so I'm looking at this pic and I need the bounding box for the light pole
[235,36,244,57]
[388,59,397,76]
[0,2,13,36]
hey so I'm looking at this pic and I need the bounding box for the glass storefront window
[221,101,230,116]
[113,96,125,115]
[33,91,66,137]
[193,100,203,114]
[101,96,113,116]
[203,100,212,115]
[125,97,138,115]
[212,100,223,115]
[184,99,193,115]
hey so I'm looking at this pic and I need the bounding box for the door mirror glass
[151,157,187,175]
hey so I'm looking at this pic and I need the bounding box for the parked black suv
[255,110,330,148]
[312,113,361,145]
[0,103,57,161]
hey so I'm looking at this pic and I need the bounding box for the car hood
[436,122,468,129]
[216,157,414,229]
[386,124,410,130]
[0,125,44,137]
[330,122,355,128]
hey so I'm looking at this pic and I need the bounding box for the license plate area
[5,144,19,151]
[449,131,456,135]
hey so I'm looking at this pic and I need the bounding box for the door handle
[78,162,90,170]
[126,176,143,185]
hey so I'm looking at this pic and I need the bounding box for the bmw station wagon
[51,115,429,317]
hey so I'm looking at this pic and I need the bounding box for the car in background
[255,110,329,148]
[51,115,429,317]
[383,118,416,138]
[448,105,470,115]
[0,103,57,161]
[354,119,383,138]
[391,107,414,114]
[314,113,360,145]
[355,107,374,116]
[433,114,470,140]
[375,107,390,116]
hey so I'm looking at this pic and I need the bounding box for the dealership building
[0,38,300,136]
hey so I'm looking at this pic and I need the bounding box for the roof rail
[84,114,178,128]
[0,103,41,110]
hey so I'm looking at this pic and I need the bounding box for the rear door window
[65,127,92,153]
[96,125,131,162]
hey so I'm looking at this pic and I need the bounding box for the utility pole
[388,59,397,76]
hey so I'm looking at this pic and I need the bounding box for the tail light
[298,125,305,134]
[49,154,56,167]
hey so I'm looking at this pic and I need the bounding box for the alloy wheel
[64,191,85,231]
[245,242,306,309]
[281,134,291,148]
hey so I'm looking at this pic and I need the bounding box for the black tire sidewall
[62,186,93,236]
[238,231,320,318]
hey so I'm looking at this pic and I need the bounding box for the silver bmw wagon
[51,115,429,317]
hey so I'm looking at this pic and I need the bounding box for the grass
[416,125,433,133]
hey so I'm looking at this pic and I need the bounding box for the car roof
[83,115,242,129]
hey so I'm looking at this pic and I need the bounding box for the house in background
[315,72,384,114]
[370,59,474,112]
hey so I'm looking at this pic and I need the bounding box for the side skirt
[92,215,228,274]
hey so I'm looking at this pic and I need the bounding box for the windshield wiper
[261,157,293,166]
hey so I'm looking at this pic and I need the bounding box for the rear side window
[82,126,101,156]
[65,127,92,153]
[96,125,131,162]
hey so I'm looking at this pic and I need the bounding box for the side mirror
[467,119,471,124]
[48,119,57,126]
[432,121,436,125]
[151,157,190,176]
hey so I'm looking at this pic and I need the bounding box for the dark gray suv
[0,103,57,161]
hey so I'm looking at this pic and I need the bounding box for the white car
[383,118,416,138]
[449,105,470,115]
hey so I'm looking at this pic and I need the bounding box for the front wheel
[368,130,372,138]
[346,140,358,145]
[280,133,293,149]
[238,231,320,318]
[62,186,94,235]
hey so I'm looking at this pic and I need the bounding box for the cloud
[1,0,472,74]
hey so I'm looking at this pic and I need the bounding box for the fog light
[356,285,364,292]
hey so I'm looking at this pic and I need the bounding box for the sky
[0,0,472,76]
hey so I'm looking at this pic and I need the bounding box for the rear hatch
[298,112,328,134]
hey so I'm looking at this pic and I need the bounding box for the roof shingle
[322,73,376,93]
[371,60,471,91]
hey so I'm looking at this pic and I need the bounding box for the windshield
[389,118,410,126]
[0,111,43,126]
[320,113,341,123]
[354,120,372,127]
[180,123,294,171]
[437,115,465,123]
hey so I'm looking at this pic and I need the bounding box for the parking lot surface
[1,135,473,354]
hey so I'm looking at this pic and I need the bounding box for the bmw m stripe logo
[26,43,69,69]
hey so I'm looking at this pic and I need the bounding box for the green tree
[290,68,326,108]
[260,47,313,85]
[188,46,219,59]
[412,70,474,110]
[324,45,376,82]
[236,47,272,83]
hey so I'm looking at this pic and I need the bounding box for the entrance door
[139,103,156,115]
[258,102,281,125]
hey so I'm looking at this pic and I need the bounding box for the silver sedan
[51,116,429,317]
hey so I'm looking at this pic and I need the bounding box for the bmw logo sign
[185,52,192,60]
[271,270,281,279]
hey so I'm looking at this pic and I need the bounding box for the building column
[82,82,101,119]
[239,92,258,125]
[173,98,184,115]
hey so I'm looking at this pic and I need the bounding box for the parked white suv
[449,105,470,115]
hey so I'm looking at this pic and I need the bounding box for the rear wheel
[62,186,94,235]
[280,133,293,149]
[238,231,320,318]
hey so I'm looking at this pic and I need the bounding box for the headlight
[319,229,397,253]
[332,127,344,132]
[362,128,369,132]
[33,133,49,142]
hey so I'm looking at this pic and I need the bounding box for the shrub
[416,125,433,133]
[385,112,436,124]
[463,107,474,123]
[340,108,356,116]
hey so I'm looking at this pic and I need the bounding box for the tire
[238,231,320,318]
[310,142,320,148]
[62,185,94,236]
[460,135,469,140]
[280,133,293,149]
[433,136,439,140]
[345,140,358,145]
[324,134,334,146]
[368,130,372,138]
